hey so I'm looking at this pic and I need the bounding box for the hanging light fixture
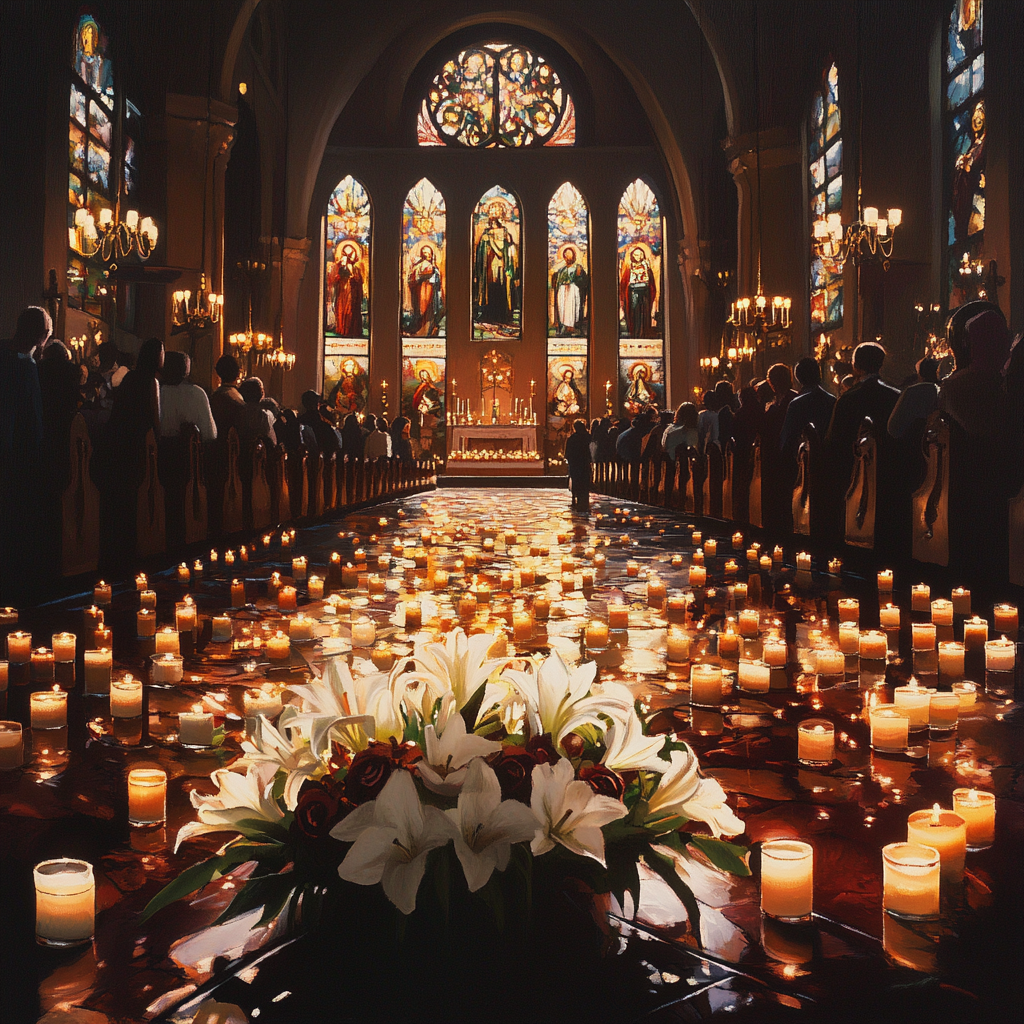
[70,207,158,265]
[725,4,792,373]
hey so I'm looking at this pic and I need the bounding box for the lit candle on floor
[718,625,740,659]
[288,613,315,641]
[859,630,887,662]
[51,632,76,664]
[930,599,953,626]
[82,648,112,694]
[647,578,667,608]
[30,687,67,730]
[838,622,860,655]
[513,610,533,641]
[952,680,977,706]
[688,565,707,589]
[7,631,31,665]
[459,593,478,620]
[951,789,995,850]
[880,603,900,631]
[134,573,147,591]
[882,843,940,920]
[0,721,24,769]
[690,664,724,706]
[341,563,359,588]
[150,653,183,684]
[608,600,629,630]
[627,560,640,578]
[814,647,845,679]
[175,598,197,633]
[371,643,396,671]
[985,637,1015,672]
[732,531,744,550]
[738,609,759,637]
[951,587,971,616]
[292,556,307,581]
[837,598,859,625]
[907,805,966,880]
[963,616,988,651]
[177,563,190,584]
[267,631,291,659]
[894,680,934,729]
[759,554,772,571]
[877,569,894,593]
[585,620,609,650]
[403,601,423,632]
[667,627,690,664]
[243,685,284,719]
[193,559,204,578]
[231,579,246,607]
[938,641,965,681]
[796,552,812,572]
[911,584,931,612]
[308,575,324,600]
[760,840,813,921]
[691,531,702,546]
[155,627,180,656]
[738,659,771,693]
[733,582,748,606]
[128,768,167,827]
[911,622,936,651]
[763,637,787,668]
[703,539,717,558]
[139,589,157,610]
[111,675,143,718]
[772,545,783,565]
[211,615,232,642]
[93,581,112,606]
[83,605,103,630]
[351,617,376,647]
[992,604,1018,637]
[31,648,54,682]
[870,704,909,752]
[533,595,551,621]
[278,585,298,611]
[746,547,759,565]
[928,692,959,733]
[179,706,214,747]
[798,719,834,764]
[34,859,95,947]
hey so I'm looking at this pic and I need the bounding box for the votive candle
[288,613,315,642]
[267,631,291,659]
[513,610,533,642]
[608,601,629,630]
[894,681,934,729]
[93,581,112,606]
[938,641,965,680]
[992,604,1018,636]
[738,609,760,637]
[155,627,180,655]
[952,680,978,706]
[128,768,167,827]
[870,704,910,752]
[139,589,157,610]
[243,685,284,719]
[688,565,707,589]
[585,620,609,649]
[859,630,888,661]
[797,719,834,765]
[231,579,246,607]
[278,585,298,612]
[136,610,156,638]
[951,789,995,850]
[30,687,68,729]
[929,692,960,733]
[882,843,940,920]
[951,588,971,616]
[837,598,859,625]
[34,859,95,947]
[0,720,24,769]
[690,664,724,707]
[963,616,988,650]
[351,617,376,647]
[308,575,324,600]
[211,615,232,642]
[7,631,32,663]
[150,653,183,684]
[796,552,812,572]
[738,659,771,693]
[880,604,901,630]
[83,649,112,694]
[110,675,143,718]
[667,627,690,664]
[930,599,953,626]
[761,840,813,921]
[292,556,307,581]
[763,638,787,668]
[175,600,197,633]
[31,648,54,682]
[179,707,214,747]
[732,531,744,550]
[838,621,860,655]
[907,806,966,880]
[911,584,931,612]
[985,637,1015,672]
[911,623,936,651]
[814,647,845,678]
[877,570,894,593]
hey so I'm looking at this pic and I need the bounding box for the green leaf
[212,871,297,927]
[139,856,227,923]
[460,680,487,732]
[232,816,293,845]
[211,725,226,747]
[644,847,703,948]
[686,835,752,877]
[402,708,425,747]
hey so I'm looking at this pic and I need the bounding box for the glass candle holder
[763,638,787,668]
[951,588,971,616]
[585,619,609,650]
[51,632,76,663]
[288,614,316,642]
[814,647,845,680]
[211,615,232,642]
[174,600,197,633]
[30,687,67,730]
[512,610,534,642]
[93,581,112,606]
[31,648,55,682]
[963,616,988,651]
[893,683,934,730]
[667,627,691,664]
[911,584,931,613]
[911,622,936,651]
[690,664,724,707]
[155,627,180,656]
[907,807,966,880]
[278,585,298,612]
[243,685,284,719]
[797,719,835,766]
[938,641,965,682]
[267,631,292,659]
[83,606,103,631]
[951,788,995,850]
[859,630,887,662]
[139,589,157,610]
[952,680,978,706]
[150,653,184,685]
[928,692,960,733]
[308,575,325,600]
[34,859,95,947]
[688,565,706,588]
[351,617,376,648]
[136,610,156,638]
[292,556,307,581]
[837,598,859,625]
[760,840,813,922]
[646,578,667,608]
[930,599,954,627]
[870,704,909,752]
[877,570,894,593]
[128,767,167,827]
[737,659,771,693]
[992,604,1018,638]
[882,843,940,920]
[0,720,25,768]
[738,609,760,637]
[880,603,900,631]
[838,621,860,655]
[110,675,143,718]
[607,601,628,631]
[179,707,214,748]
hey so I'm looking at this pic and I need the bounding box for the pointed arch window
[809,63,843,333]
[472,186,522,341]
[617,179,664,414]
[401,178,447,458]
[945,0,985,306]
[323,175,371,417]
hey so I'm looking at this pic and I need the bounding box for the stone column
[274,236,311,408]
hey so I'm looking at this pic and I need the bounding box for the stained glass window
[617,179,664,414]
[946,0,985,307]
[323,176,371,417]
[809,63,843,333]
[401,179,447,460]
[67,13,115,314]
[418,43,575,147]
[472,186,522,341]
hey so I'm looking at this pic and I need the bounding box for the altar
[446,423,544,474]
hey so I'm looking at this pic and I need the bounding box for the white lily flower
[175,761,284,852]
[417,712,503,797]
[445,758,539,891]
[644,747,745,838]
[235,716,320,810]
[411,627,510,713]
[504,652,634,752]
[530,757,627,865]
[600,707,668,774]
[332,769,451,914]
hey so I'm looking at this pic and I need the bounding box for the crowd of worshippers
[564,301,1024,577]
[0,309,416,593]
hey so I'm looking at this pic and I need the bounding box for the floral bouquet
[143,628,749,943]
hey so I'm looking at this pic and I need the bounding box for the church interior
[0,2,1022,1022]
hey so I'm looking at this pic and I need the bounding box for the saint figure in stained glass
[324,176,371,338]
[402,178,446,337]
[473,186,521,340]
[547,182,590,337]
[951,100,985,241]
[617,180,662,339]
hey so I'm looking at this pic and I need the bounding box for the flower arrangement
[143,628,748,939]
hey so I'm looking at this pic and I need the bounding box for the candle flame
[968,789,977,801]
[931,803,941,824]
[52,684,60,694]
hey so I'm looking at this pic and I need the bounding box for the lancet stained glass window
[323,176,371,417]
[809,63,843,333]
[946,0,985,307]
[418,43,575,147]
[472,186,522,341]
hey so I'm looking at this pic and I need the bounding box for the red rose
[344,739,422,805]
[488,747,537,804]
[294,779,349,839]
[560,732,586,760]
[579,764,625,800]
[525,733,559,764]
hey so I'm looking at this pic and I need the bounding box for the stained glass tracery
[809,63,843,332]
[418,42,574,148]
[946,0,985,306]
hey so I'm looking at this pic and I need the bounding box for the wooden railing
[57,414,437,577]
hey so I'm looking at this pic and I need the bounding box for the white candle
[738,659,771,693]
[690,664,724,707]
[859,630,888,661]
[0,720,24,769]
[667,627,691,664]
[155,627,180,655]
[951,588,971,616]
[929,692,960,733]
[150,653,183,684]
[951,789,995,850]
[308,575,324,600]
[870,704,910,752]
[763,638,787,667]
[838,621,860,655]
[30,687,67,729]
[738,609,760,637]
[880,604,900,630]
[911,584,931,612]
[907,805,966,880]
[34,859,95,946]
[243,685,284,719]
[718,627,740,659]
[930,599,953,626]
[351,617,376,648]
[51,632,76,663]
[894,681,934,729]
[128,767,167,827]
[761,840,813,921]
[798,719,835,765]
[175,599,197,633]
[796,552,812,572]
[267,631,291,660]
[992,604,1018,636]
[837,598,859,625]
[814,647,845,678]
[111,675,143,718]
[211,615,232,642]
[985,637,1015,672]
[179,706,214,747]
[877,570,894,593]
[7,631,31,663]
[882,843,940,920]
[938,641,965,680]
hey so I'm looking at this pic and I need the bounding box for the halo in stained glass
[421,42,574,148]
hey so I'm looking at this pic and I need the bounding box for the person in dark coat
[390,416,414,466]
[340,413,365,459]
[781,357,837,457]
[564,419,592,515]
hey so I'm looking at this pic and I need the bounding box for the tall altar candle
[34,859,95,947]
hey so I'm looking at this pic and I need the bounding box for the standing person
[160,351,217,442]
[209,354,246,438]
[564,419,592,516]
[390,416,414,466]
[714,380,736,445]
[365,415,392,460]
[760,363,799,535]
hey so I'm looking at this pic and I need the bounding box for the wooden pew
[61,413,100,576]
[748,441,762,529]
[309,451,325,518]
[722,440,735,521]
[844,416,877,549]
[684,448,705,515]
[221,427,244,536]
[792,425,815,537]
[136,429,166,558]
[911,412,950,566]
[290,445,310,520]
[183,424,208,546]
[249,438,273,530]
[706,442,724,518]
[322,452,337,511]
